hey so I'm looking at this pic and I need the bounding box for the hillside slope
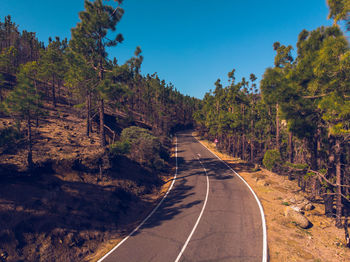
[0,100,173,262]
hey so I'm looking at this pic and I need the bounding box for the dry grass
[0,103,103,170]
[194,132,350,262]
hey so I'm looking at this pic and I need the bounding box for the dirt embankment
[0,103,174,262]
[195,134,350,262]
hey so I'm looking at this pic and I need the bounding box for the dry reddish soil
[194,133,350,262]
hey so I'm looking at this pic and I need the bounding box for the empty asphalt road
[99,131,267,262]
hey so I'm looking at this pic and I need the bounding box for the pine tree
[327,0,350,30]
[0,73,4,102]
[314,31,350,227]
[70,0,124,147]
[38,37,67,108]
[0,46,18,74]
[65,50,98,136]
[4,63,44,168]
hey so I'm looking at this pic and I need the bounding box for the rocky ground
[195,134,350,262]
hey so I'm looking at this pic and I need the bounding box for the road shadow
[129,156,206,235]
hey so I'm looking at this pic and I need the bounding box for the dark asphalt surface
[100,131,264,262]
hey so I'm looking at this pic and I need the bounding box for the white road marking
[98,137,179,262]
[193,135,268,262]
[174,155,210,262]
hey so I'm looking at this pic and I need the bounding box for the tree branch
[302,94,328,99]
[309,169,350,188]
[320,192,350,202]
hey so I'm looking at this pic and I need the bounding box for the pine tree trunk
[308,135,319,200]
[276,103,280,151]
[310,135,318,171]
[52,74,56,107]
[86,92,91,137]
[323,194,334,217]
[335,138,342,228]
[89,93,92,133]
[324,135,336,217]
[233,134,237,157]
[251,119,254,163]
[317,128,322,168]
[234,135,239,157]
[344,217,350,248]
[288,131,293,163]
[34,80,39,127]
[27,116,33,168]
[99,98,106,147]
[267,106,272,150]
[242,134,246,160]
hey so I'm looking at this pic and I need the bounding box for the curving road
[99,131,267,262]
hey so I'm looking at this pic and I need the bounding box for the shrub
[119,126,169,169]
[153,158,165,171]
[109,140,131,156]
[121,126,153,143]
[0,126,22,147]
[263,149,282,171]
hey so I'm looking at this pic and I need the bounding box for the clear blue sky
[1,0,334,99]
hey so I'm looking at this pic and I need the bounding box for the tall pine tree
[70,0,124,147]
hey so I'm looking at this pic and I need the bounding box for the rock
[257,180,269,186]
[295,195,306,203]
[304,203,314,211]
[296,200,314,211]
[290,205,301,212]
[284,197,296,204]
[284,206,310,229]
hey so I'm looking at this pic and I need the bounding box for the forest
[0,0,350,260]
[0,0,198,166]
[0,1,200,260]
[194,0,350,231]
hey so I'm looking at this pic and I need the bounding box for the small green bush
[109,140,131,156]
[153,158,165,171]
[0,126,22,147]
[121,126,153,143]
[263,149,282,171]
[118,126,169,170]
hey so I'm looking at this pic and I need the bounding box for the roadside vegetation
[194,0,350,248]
[195,136,350,261]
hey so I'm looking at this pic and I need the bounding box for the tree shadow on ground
[0,155,170,261]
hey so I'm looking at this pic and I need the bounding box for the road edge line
[193,135,268,262]
[98,136,179,262]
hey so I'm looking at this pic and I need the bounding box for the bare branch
[320,192,350,202]
[310,169,350,188]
